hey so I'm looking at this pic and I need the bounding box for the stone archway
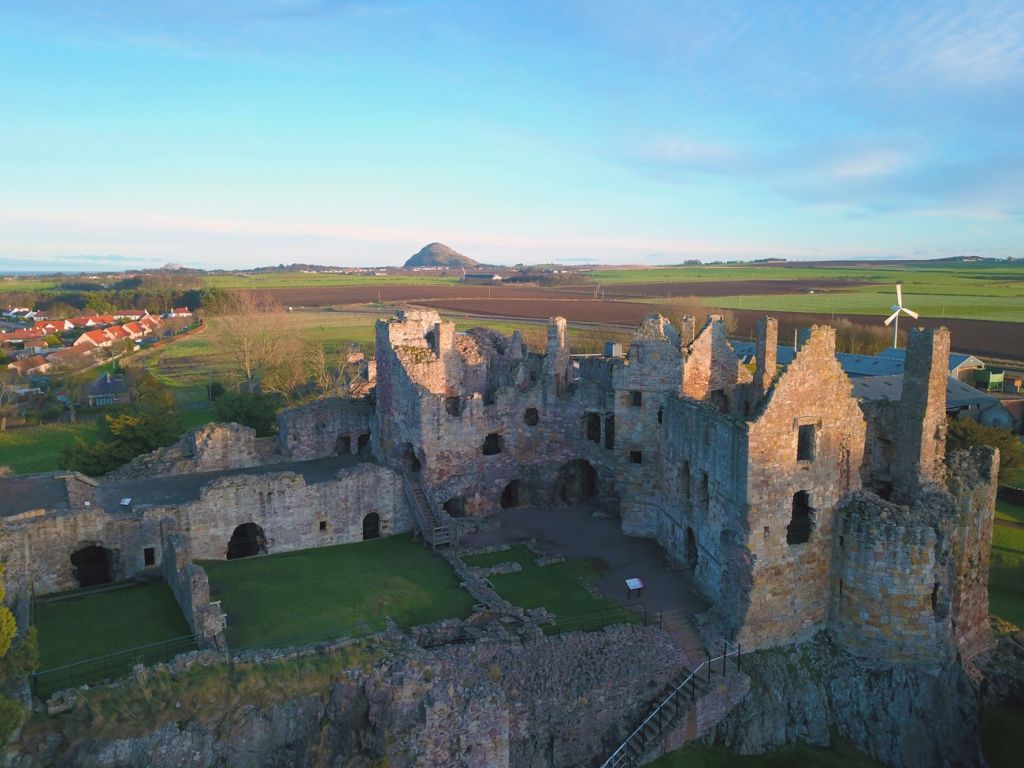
[227,522,267,560]
[401,442,421,473]
[70,545,112,587]
[556,459,597,504]
[685,527,698,567]
[500,479,522,509]
[362,512,381,540]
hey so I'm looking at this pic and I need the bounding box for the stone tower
[893,327,949,504]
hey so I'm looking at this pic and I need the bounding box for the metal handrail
[600,646,741,768]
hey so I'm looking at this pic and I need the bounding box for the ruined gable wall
[831,492,954,665]
[738,326,866,649]
[614,317,685,536]
[160,523,225,649]
[278,397,373,461]
[181,463,411,560]
[108,423,275,479]
[946,446,998,664]
[657,398,749,605]
[857,399,899,495]
[681,316,752,402]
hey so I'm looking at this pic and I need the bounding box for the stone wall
[179,462,411,560]
[735,326,865,649]
[159,522,226,649]
[108,423,274,479]
[830,493,951,664]
[277,397,373,461]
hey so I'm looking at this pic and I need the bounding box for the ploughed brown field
[254,283,1024,360]
[554,278,878,298]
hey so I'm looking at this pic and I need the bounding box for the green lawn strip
[200,535,474,649]
[1003,468,1024,488]
[996,498,1024,525]
[649,738,883,767]
[990,524,1024,628]
[460,545,536,569]
[982,704,1024,768]
[483,551,630,629]
[34,581,192,671]
[0,421,100,474]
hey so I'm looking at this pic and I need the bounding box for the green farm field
[201,272,459,289]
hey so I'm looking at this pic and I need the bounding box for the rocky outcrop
[707,632,982,768]
[11,625,685,768]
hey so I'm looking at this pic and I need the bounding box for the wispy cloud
[639,135,738,170]
[829,149,913,180]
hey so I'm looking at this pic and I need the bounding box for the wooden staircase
[403,474,452,549]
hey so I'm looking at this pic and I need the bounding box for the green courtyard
[200,534,475,649]
[461,545,635,631]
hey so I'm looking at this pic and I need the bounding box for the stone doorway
[556,459,597,504]
[228,522,267,559]
[363,512,381,540]
[401,442,421,473]
[70,545,112,587]
[501,479,522,509]
[685,527,698,567]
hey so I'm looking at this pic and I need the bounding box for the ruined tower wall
[681,316,752,401]
[278,397,373,461]
[946,447,998,663]
[658,399,749,603]
[831,493,952,665]
[738,326,866,648]
[893,327,950,503]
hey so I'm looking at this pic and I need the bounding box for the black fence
[32,634,198,699]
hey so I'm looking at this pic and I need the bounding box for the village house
[85,372,131,407]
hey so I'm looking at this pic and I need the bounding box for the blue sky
[1,1,1022,270]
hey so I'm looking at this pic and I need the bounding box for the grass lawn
[200,535,475,649]
[463,544,630,628]
[34,581,193,671]
[990,523,1024,628]
[649,739,882,767]
[0,421,99,474]
[996,498,1024,525]
[1003,467,1024,488]
[982,704,1024,768]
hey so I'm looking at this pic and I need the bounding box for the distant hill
[404,243,478,268]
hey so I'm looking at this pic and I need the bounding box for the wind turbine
[883,283,919,349]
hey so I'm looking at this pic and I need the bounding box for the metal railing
[32,634,199,699]
[545,603,651,636]
[402,473,451,548]
[600,640,742,768]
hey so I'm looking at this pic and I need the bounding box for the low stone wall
[159,522,225,650]
[109,423,275,479]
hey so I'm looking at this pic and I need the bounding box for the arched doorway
[363,512,381,540]
[500,479,522,509]
[685,527,698,567]
[71,545,112,587]
[556,459,597,504]
[227,522,267,560]
[401,442,421,473]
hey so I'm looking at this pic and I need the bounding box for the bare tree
[305,343,370,398]
[0,369,19,432]
[211,292,290,393]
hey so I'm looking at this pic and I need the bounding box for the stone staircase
[659,608,708,665]
[402,474,451,549]
[600,642,742,768]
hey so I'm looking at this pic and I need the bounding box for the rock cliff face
[708,633,983,768]
[11,626,683,768]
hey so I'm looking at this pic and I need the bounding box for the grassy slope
[0,421,99,474]
[996,498,1024,525]
[649,739,882,767]
[990,522,1024,627]
[982,704,1024,768]
[34,582,192,669]
[200,535,474,648]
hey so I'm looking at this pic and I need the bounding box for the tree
[947,419,1024,483]
[62,372,183,475]
[209,292,290,393]
[306,343,370,398]
[0,370,18,432]
[50,357,93,424]
[212,390,281,436]
[0,563,33,745]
